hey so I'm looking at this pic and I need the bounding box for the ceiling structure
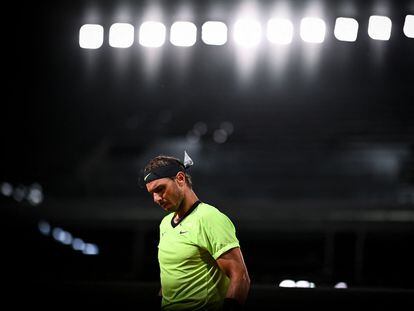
[2,0,414,222]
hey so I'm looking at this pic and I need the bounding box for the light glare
[267,18,293,44]
[234,19,262,47]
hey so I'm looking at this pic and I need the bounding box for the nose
[153,192,162,204]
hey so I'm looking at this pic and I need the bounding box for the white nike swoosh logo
[144,173,152,181]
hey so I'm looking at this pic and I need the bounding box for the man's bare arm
[216,247,250,305]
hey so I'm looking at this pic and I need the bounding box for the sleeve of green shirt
[197,206,240,260]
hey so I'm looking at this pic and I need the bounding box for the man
[142,152,250,310]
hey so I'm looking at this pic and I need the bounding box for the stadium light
[170,21,197,47]
[234,19,262,47]
[368,15,392,40]
[139,21,166,47]
[403,15,414,38]
[79,24,104,49]
[202,21,228,45]
[300,17,326,43]
[109,23,134,48]
[334,17,359,42]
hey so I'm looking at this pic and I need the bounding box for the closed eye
[153,185,164,194]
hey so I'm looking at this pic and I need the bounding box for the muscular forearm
[217,247,251,309]
[225,273,250,305]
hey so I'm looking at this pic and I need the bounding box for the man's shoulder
[197,202,219,214]
[159,213,173,227]
[197,202,228,219]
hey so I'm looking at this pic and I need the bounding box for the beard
[162,190,184,213]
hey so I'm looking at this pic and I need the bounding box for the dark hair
[144,155,193,188]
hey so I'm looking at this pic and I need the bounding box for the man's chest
[158,222,203,264]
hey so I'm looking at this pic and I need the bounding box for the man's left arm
[216,247,250,308]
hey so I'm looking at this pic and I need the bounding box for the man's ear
[175,171,186,187]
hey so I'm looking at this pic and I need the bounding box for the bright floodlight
[139,21,166,47]
[109,23,134,48]
[170,21,197,47]
[202,21,228,45]
[79,24,104,49]
[234,19,262,47]
[300,17,326,43]
[403,15,414,38]
[334,17,359,42]
[267,18,293,44]
[279,280,296,288]
[368,15,392,40]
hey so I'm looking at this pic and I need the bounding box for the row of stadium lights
[1,182,43,206]
[278,279,348,289]
[79,15,414,49]
[38,220,100,255]
[1,182,98,255]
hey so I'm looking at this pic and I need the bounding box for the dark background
[1,0,414,309]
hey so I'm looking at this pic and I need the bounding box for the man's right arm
[216,247,250,308]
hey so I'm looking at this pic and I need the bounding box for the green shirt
[158,202,240,310]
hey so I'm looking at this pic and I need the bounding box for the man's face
[146,177,184,213]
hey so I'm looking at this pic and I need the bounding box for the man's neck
[175,190,199,220]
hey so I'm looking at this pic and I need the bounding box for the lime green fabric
[158,202,240,310]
